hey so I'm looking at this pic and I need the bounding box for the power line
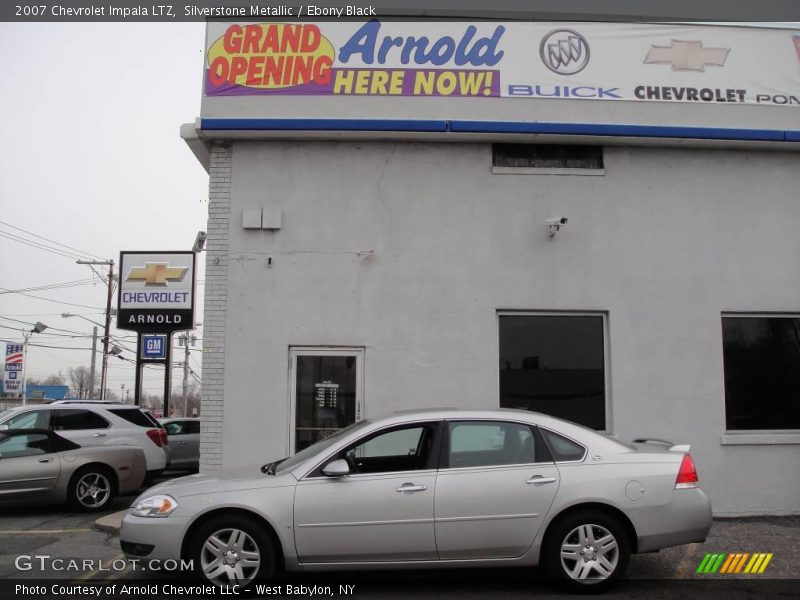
[0,230,86,260]
[0,338,92,351]
[0,220,104,261]
[0,278,97,295]
[0,287,104,310]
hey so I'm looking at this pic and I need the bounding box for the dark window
[0,433,51,458]
[185,421,200,434]
[499,314,606,429]
[109,409,157,428]
[447,421,548,468]
[327,423,437,475]
[54,409,109,431]
[722,316,800,430]
[540,429,586,462]
[492,144,603,169]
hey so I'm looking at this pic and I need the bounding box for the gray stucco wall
[205,139,800,516]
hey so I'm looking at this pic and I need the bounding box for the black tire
[68,466,116,512]
[188,515,275,587]
[543,510,630,593]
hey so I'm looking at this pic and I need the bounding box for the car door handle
[38,457,53,463]
[177,441,187,445]
[93,433,106,437]
[396,483,428,493]
[526,476,557,485]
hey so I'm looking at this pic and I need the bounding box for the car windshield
[274,420,371,474]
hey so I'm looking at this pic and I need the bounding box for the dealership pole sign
[203,21,800,107]
[3,344,23,396]
[117,251,196,334]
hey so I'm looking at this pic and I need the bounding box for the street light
[21,321,48,405]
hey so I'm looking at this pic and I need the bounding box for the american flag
[5,344,23,364]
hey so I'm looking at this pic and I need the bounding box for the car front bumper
[120,512,191,561]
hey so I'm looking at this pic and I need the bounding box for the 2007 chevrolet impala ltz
[120,409,711,591]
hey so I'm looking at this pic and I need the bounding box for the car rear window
[54,409,110,430]
[540,429,586,462]
[108,409,159,428]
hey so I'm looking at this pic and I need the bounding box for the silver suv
[0,403,168,477]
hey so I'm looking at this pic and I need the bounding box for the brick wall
[199,143,231,471]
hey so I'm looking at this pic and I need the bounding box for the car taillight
[160,429,168,446]
[675,453,699,489]
[146,429,163,447]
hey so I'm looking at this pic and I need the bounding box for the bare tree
[68,366,93,399]
[26,371,66,386]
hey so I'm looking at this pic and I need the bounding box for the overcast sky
[0,23,209,399]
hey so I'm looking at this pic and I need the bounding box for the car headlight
[131,494,178,517]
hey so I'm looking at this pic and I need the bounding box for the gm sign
[142,334,168,360]
[117,251,196,333]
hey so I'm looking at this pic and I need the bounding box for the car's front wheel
[544,510,630,592]
[189,516,275,587]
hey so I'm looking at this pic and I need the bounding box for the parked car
[0,403,168,478]
[159,418,200,472]
[0,429,146,511]
[120,409,712,591]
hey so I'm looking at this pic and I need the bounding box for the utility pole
[20,322,48,405]
[178,332,195,417]
[89,326,98,398]
[76,259,114,400]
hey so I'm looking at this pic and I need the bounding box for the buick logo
[540,29,590,75]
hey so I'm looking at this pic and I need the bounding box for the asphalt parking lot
[0,474,796,599]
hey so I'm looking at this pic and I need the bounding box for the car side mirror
[322,459,350,477]
[0,425,8,431]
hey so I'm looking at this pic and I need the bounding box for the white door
[288,347,364,454]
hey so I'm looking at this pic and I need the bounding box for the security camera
[192,231,207,252]
[546,217,568,239]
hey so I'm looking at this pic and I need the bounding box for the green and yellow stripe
[696,552,773,574]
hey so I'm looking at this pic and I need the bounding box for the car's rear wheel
[544,510,630,592]
[190,516,275,587]
[68,467,115,511]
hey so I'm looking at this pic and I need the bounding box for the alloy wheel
[75,472,111,509]
[200,527,261,586]
[559,523,619,581]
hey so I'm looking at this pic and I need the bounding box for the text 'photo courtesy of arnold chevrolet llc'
[0,2,799,600]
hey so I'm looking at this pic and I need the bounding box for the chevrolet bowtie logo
[644,40,730,72]
[126,263,188,286]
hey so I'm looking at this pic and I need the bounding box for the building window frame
[497,310,612,434]
[491,143,606,177]
[720,312,800,445]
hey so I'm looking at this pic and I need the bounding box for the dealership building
[182,19,800,515]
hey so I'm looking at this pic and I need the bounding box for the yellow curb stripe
[734,553,750,573]
[0,529,92,534]
[758,553,773,573]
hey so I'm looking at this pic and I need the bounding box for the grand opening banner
[204,21,800,107]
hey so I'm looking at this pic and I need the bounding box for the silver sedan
[120,409,711,591]
[0,429,147,511]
